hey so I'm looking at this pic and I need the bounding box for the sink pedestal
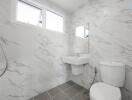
[71,65,83,75]
[62,55,89,76]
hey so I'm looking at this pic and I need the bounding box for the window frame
[11,0,65,33]
[18,0,42,11]
[45,10,64,33]
[16,0,43,27]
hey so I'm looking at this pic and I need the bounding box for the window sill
[10,20,65,34]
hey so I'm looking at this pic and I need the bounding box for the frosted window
[17,0,42,26]
[46,10,63,32]
[75,26,85,38]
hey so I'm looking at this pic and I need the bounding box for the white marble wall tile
[0,0,70,99]
[70,0,132,99]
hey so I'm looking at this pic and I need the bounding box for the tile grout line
[58,87,72,100]
[47,91,53,100]
[29,81,86,100]
[48,81,74,98]
[58,81,79,92]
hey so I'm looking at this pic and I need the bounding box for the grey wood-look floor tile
[48,87,61,97]
[121,88,131,100]
[28,81,89,100]
[72,92,89,100]
[63,86,80,97]
[73,83,85,92]
[34,92,51,100]
[53,92,70,100]
[28,98,33,100]
[58,82,72,90]
[66,81,75,86]
[82,90,90,99]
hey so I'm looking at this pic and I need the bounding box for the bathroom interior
[0,0,132,100]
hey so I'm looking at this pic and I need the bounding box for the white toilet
[90,61,125,100]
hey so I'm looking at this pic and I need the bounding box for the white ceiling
[48,0,88,13]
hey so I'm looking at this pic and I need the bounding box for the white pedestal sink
[62,55,89,75]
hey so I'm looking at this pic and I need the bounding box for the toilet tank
[100,61,125,87]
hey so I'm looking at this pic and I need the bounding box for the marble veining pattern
[0,31,69,100]
[70,0,132,99]
[0,0,132,100]
[0,0,70,99]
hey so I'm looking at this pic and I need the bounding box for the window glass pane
[75,26,85,38]
[17,0,42,26]
[46,10,63,32]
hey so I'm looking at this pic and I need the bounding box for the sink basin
[62,56,89,65]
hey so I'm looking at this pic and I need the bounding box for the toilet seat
[90,82,121,100]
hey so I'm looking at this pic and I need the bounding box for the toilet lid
[90,82,121,100]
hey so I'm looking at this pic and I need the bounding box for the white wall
[0,0,71,100]
[70,0,132,99]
